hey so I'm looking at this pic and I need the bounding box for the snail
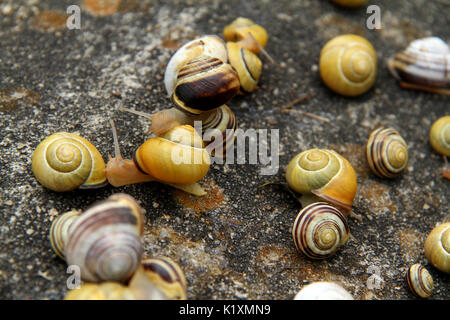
[424,222,450,274]
[292,202,350,259]
[64,193,145,282]
[405,264,434,298]
[366,127,409,178]
[223,17,268,54]
[129,257,187,300]
[286,149,357,213]
[319,34,377,96]
[64,282,138,300]
[388,37,450,95]
[294,282,353,300]
[430,116,450,157]
[31,132,107,192]
[105,120,210,196]
[329,0,367,7]
[49,209,81,259]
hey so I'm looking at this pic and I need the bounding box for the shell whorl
[406,264,434,298]
[49,209,82,259]
[429,116,450,157]
[31,132,107,192]
[424,222,450,274]
[226,42,262,93]
[202,105,237,157]
[366,127,408,178]
[294,282,353,300]
[292,202,350,259]
[223,17,268,53]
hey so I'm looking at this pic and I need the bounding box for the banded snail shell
[49,209,81,259]
[286,149,357,211]
[292,202,350,259]
[223,17,268,53]
[65,193,145,282]
[406,264,434,298]
[319,34,377,96]
[424,222,450,274]
[64,282,137,300]
[366,127,408,178]
[294,282,353,300]
[31,132,107,192]
[429,116,450,157]
[227,42,262,93]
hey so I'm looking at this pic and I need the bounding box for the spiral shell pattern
[294,282,353,300]
[65,194,144,282]
[31,132,107,192]
[49,209,81,259]
[319,34,377,96]
[424,222,450,274]
[202,105,237,157]
[226,42,262,93]
[366,128,408,178]
[292,202,350,259]
[406,264,434,298]
[429,116,450,157]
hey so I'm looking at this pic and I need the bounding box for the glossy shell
[330,0,366,7]
[319,34,377,96]
[294,282,353,300]
[65,194,145,282]
[424,222,450,274]
[388,37,450,88]
[286,149,357,211]
[64,282,137,300]
[223,17,268,53]
[134,125,211,184]
[366,127,408,178]
[49,209,81,259]
[406,264,434,298]
[429,116,450,157]
[227,42,262,93]
[31,132,107,192]
[292,202,350,259]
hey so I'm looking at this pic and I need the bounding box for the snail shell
[226,42,262,93]
[65,193,145,282]
[49,209,81,259]
[424,222,450,274]
[329,0,366,7]
[32,132,107,192]
[406,264,434,298]
[223,17,268,53]
[366,127,408,178]
[430,116,450,157]
[319,34,377,96]
[64,282,137,300]
[388,37,450,89]
[134,125,211,184]
[294,282,353,300]
[286,149,357,211]
[292,202,350,259]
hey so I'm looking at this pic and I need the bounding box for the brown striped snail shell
[223,17,268,54]
[226,42,262,93]
[31,132,107,192]
[294,282,353,300]
[65,193,145,282]
[64,282,138,300]
[366,127,408,178]
[430,116,450,157]
[406,264,434,298]
[49,209,81,259]
[329,0,366,7]
[292,202,350,259]
[424,222,450,274]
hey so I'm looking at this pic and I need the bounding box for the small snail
[65,193,145,282]
[286,149,357,212]
[32,132,107,192]
[430,116,450,157]
[388,37,450,95]
[294,282,353,300]
[292,202,350,259]
[226,42,262,93]
[64,282,138,300]
[319,34,377,96]
[49,209,81,259]
[129,257,187,300]
[329,0,367,7]
[406,264,434,298]
[424,222,450,274]
[223,17,268,54]
[366,127,409,178]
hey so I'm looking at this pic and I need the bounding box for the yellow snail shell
[406,264,434,298]
[286,149,357,211]
[366,127,408,178]
[49,209,81,259]
[223,17,268,53]
[292,202,350,259]
[319,34,377,97]
[424,222,450,274]
[31,132,107,192]
[429,116,450,157]
[64,282,137,300]
[226,42,262,93]
[329,0,366,7]
[65,194,145,282]
[294,282,353,300]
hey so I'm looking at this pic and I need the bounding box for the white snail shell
[406,264,434,298]
[49,209,82,259]
[294,282,354,300]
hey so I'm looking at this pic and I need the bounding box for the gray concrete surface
[0,0,448,300]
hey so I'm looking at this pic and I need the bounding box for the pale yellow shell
[223,17,268,53]
[406,264,434,298]
[329,0,367,7]
[49,209,81,259]
[227,42,262,93]
[294,282,353,300]
[64,282,137,300]
[319,34,377,96]
[429,116,450,157]
[424,222,450,274]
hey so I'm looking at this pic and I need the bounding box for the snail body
[430,116,450,157]
[32,132,107,192]
[406,264,434,298]
[286,149,357,212]
[294,282,353,300]
[223,17,268,53]
[319,34,377,96]
[366,127,408,178]
[292,202,350,259]
[64,282,137,300]
[65,194,145,282]
[329,0,366,7]
[49,209,81,259]
[424,222,450,274]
